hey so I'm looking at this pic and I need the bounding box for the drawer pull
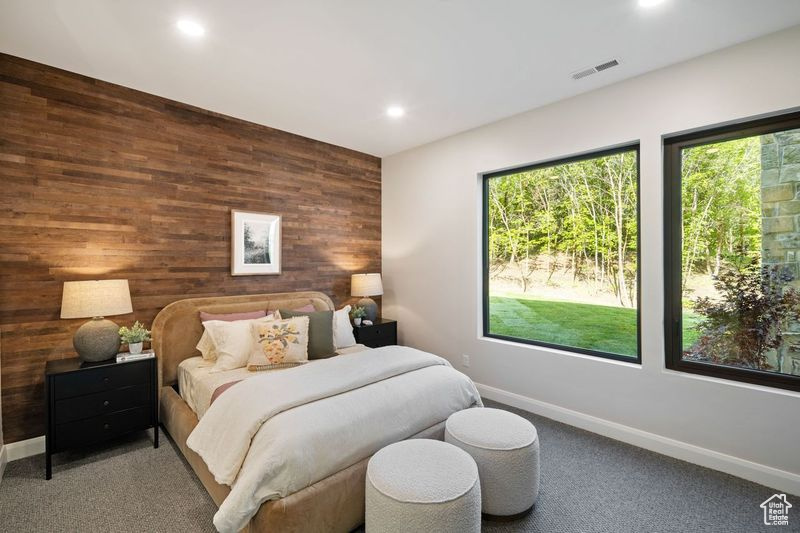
[53,386,149,424]
[103,423,110,430]
[53,362,149,400]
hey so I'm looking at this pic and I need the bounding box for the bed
[151,291,481,533]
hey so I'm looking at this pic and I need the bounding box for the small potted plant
[119,321,151,355]
[352,306,367,327]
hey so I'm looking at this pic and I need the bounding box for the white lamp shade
[351,273,383,297]
[60,279,133,319]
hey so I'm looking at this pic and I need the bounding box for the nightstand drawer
[54,385,149,424]
[353,319,397,348]
[53,362,149,399]
[369,337,394,348]
[54,406,151,451]
[45,356,158,479]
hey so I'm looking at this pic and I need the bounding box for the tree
[687,262,800,370]
[487,150,638,306]
[680,138,761,293]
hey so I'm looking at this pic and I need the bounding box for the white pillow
[196,331,218,360]
[248,316,310,371]
[332,305,356,349]
[204,316,274,373]
[196,312,278,361]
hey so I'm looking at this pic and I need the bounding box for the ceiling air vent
[570,58,620,80]
[594,59,619,72]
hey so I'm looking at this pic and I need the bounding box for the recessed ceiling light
[176,19,205,37]
[638,0,665,7]
[386,106,405,118]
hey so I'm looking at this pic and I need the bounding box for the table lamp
[61,279,133,362]
[351,273,383,322]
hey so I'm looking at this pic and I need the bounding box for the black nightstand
[44,356,159,479]
[353,318,397,348]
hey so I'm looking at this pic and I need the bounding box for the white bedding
[186,346,482,533]
[178,358,253,419]
[178,344,370,419]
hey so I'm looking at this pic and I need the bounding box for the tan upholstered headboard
[151,291,335,387]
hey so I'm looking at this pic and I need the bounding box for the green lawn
[681,310,702,350]
[488,295,701,358]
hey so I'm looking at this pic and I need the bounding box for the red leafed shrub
[686,261,800,370]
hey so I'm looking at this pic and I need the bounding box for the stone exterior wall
[761,128,800,375]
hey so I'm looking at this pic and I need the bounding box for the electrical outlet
[462,354,470,368]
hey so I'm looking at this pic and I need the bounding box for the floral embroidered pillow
[248,316,310,371]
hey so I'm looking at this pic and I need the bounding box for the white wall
[383,26,800,490]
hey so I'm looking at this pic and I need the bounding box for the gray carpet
[0,431,216,533]
[0,399,796,532]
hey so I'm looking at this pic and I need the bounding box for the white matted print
[231,210,281,275]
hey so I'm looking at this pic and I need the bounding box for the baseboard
[0,445,7,486]
[476,382,800,496]
[5,436,45,462]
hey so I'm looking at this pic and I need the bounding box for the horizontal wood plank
[0,53,381,443]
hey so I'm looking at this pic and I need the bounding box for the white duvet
[186,346,482,532]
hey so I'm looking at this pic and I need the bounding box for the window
[664,111,800,391]
[483,145,640,362]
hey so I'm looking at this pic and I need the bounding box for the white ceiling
[2,1,800,157]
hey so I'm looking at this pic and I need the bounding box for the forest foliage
[487,150,638,307]
[487,138,762,308]
[680,137,761,288]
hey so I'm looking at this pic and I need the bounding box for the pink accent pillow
[200,310,267,323]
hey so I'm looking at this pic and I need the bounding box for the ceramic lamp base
[73,318,121,362]
[357,297,379,322]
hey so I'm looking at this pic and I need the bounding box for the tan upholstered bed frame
[151,291,446,533]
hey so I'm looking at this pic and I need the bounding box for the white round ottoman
[445,407,539,518]
[365,439,481,533]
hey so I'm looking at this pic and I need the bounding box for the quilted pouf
[445,407,540,518]
[365,439,481,533]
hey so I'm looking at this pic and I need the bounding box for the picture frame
[231,210,281,276]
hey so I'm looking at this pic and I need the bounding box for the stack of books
[116,349,155,363]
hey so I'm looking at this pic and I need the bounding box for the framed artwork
[231,210,281,275]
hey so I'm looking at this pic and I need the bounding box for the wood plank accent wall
[0,54,382,443]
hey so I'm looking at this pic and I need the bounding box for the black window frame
[482,143,642,365]
[664,110,800,392]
